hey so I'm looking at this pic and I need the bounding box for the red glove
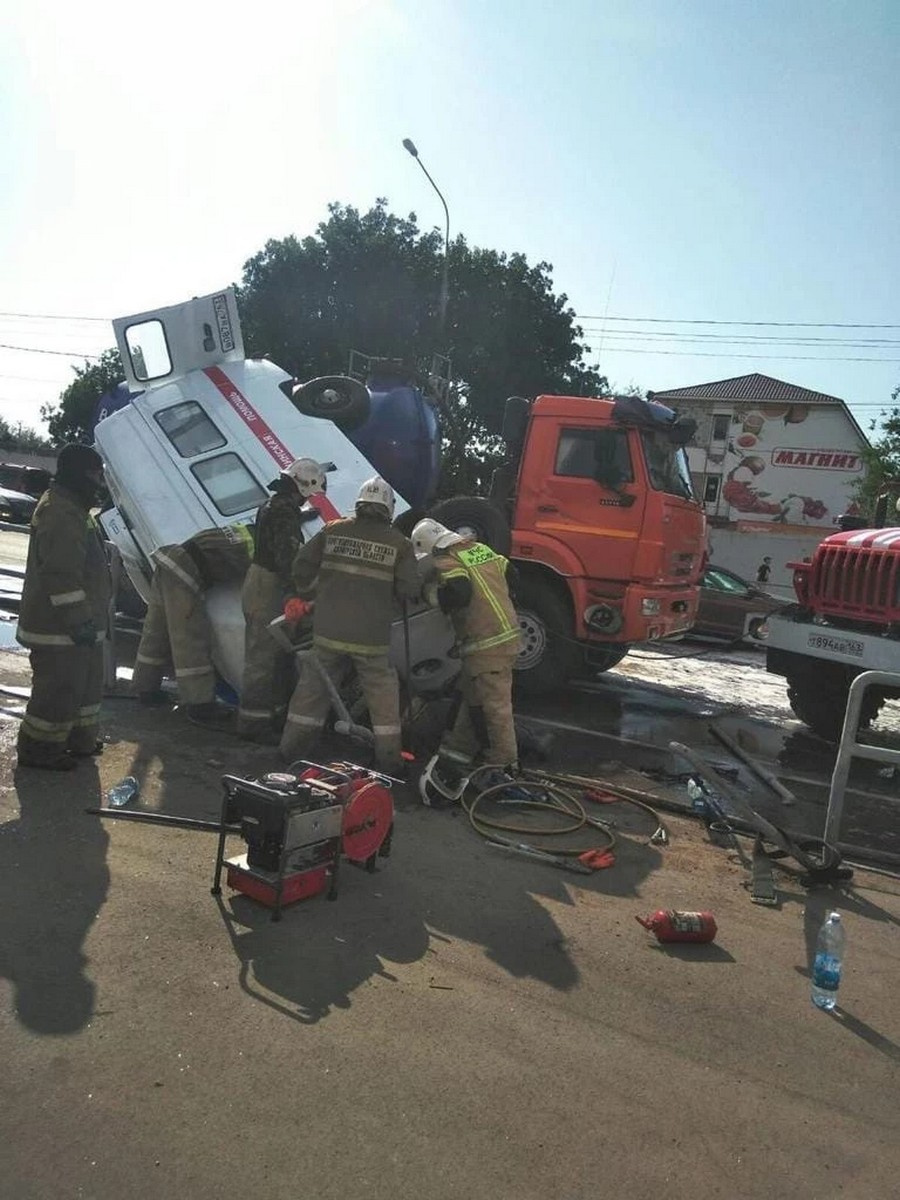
[578,849,616,870]
[283,597,312,623]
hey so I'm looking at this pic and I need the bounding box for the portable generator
[211,762,395,920]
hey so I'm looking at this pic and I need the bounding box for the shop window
[704,474,721,503]
[711,413,731,441]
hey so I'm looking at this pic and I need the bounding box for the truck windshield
[640,431,695,500]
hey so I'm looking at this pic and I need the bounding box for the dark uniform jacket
[291,514,419,655]
[16,482,111,648]
[252,494,305,591]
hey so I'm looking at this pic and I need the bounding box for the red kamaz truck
[419,392,708,693]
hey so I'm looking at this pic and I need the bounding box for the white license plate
[806,632,865,659]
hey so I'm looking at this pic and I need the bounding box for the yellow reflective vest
[431,540,521,661]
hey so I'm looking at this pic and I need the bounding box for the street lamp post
[402,138,450,337]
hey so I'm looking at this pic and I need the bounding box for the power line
[0,310,110,323]
[580,328,900,348]
[575,314,900,329]
[589,346,899,364]
[0,343,102,360]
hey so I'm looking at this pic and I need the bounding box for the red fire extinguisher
[636,909,717,944]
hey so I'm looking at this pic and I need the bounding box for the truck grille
[810,544,900,621]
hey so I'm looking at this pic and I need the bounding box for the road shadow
[829,1007,900,1063]
[213,810,586,1023]
[0,761,109,1035]
[648,941,736,964]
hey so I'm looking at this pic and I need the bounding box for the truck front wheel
[786,664,884,741]
[513,581,581,696]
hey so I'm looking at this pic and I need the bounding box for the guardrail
[824,670,900,845]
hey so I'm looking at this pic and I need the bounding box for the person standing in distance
[756,556,772,585]
[16,444,111,770]
[279,477,419,775]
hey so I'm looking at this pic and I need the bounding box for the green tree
[855,384,900,516]
[238,200,608,466]
[0,417,53,454]
[41,349,123,445]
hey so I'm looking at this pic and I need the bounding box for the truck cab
[435,393,706,693]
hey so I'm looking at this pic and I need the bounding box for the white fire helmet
[356,476,395,520]
[282,457,326,498]
[411,518,465,557]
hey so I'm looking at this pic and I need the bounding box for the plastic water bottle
[687,777,710,819]
[106,776,140,808]
[811,911,845,1011]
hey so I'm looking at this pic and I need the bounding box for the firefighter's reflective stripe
[463,628,521,655]
[73,703,102,727]
[314,634,390,656]
[372,723,402,735]
[16,630,74,646]
[20,712,72,739]
[136,652,167,665]
[284,712,323,728]
[154,549,201,592]
[230,523,254,551]
[175,664,215,678]
[237,706,275,720]
[322,561,399,583]
[49,589,87,607]
[436,541,520,657]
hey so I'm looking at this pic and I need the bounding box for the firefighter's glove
[578,849,616,871]
[70,619,99,647]
[283,597,312,623]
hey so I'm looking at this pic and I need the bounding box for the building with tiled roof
[650,374,868,596]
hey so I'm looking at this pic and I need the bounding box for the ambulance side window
[191,453,267,517]
[155,402,227,458]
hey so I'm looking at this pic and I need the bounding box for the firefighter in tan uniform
[16,444,111,771]
[132,524,253,723]
[412,519,521,807]
[279,477,420,773]
[237,458,325,744]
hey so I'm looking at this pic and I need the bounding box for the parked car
[691,564,785,643]
[0,462,52,499]
[0,486,37,525]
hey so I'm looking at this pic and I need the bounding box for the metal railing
[824,670,900,845]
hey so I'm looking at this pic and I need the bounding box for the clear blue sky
[1,0,897,435]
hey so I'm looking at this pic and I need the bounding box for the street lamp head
[402,138,419,158]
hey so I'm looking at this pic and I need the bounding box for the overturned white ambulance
[94,289,457,699]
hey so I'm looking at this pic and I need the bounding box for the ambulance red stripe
[203,365,340,521]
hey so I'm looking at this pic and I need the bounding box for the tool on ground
[88,761,394,921]
[637,909,718,944]
[709,724,797,807]
[527,768,670,847]
[460,770,617,873]
[485,838,595,875]
[670,740,852,890]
